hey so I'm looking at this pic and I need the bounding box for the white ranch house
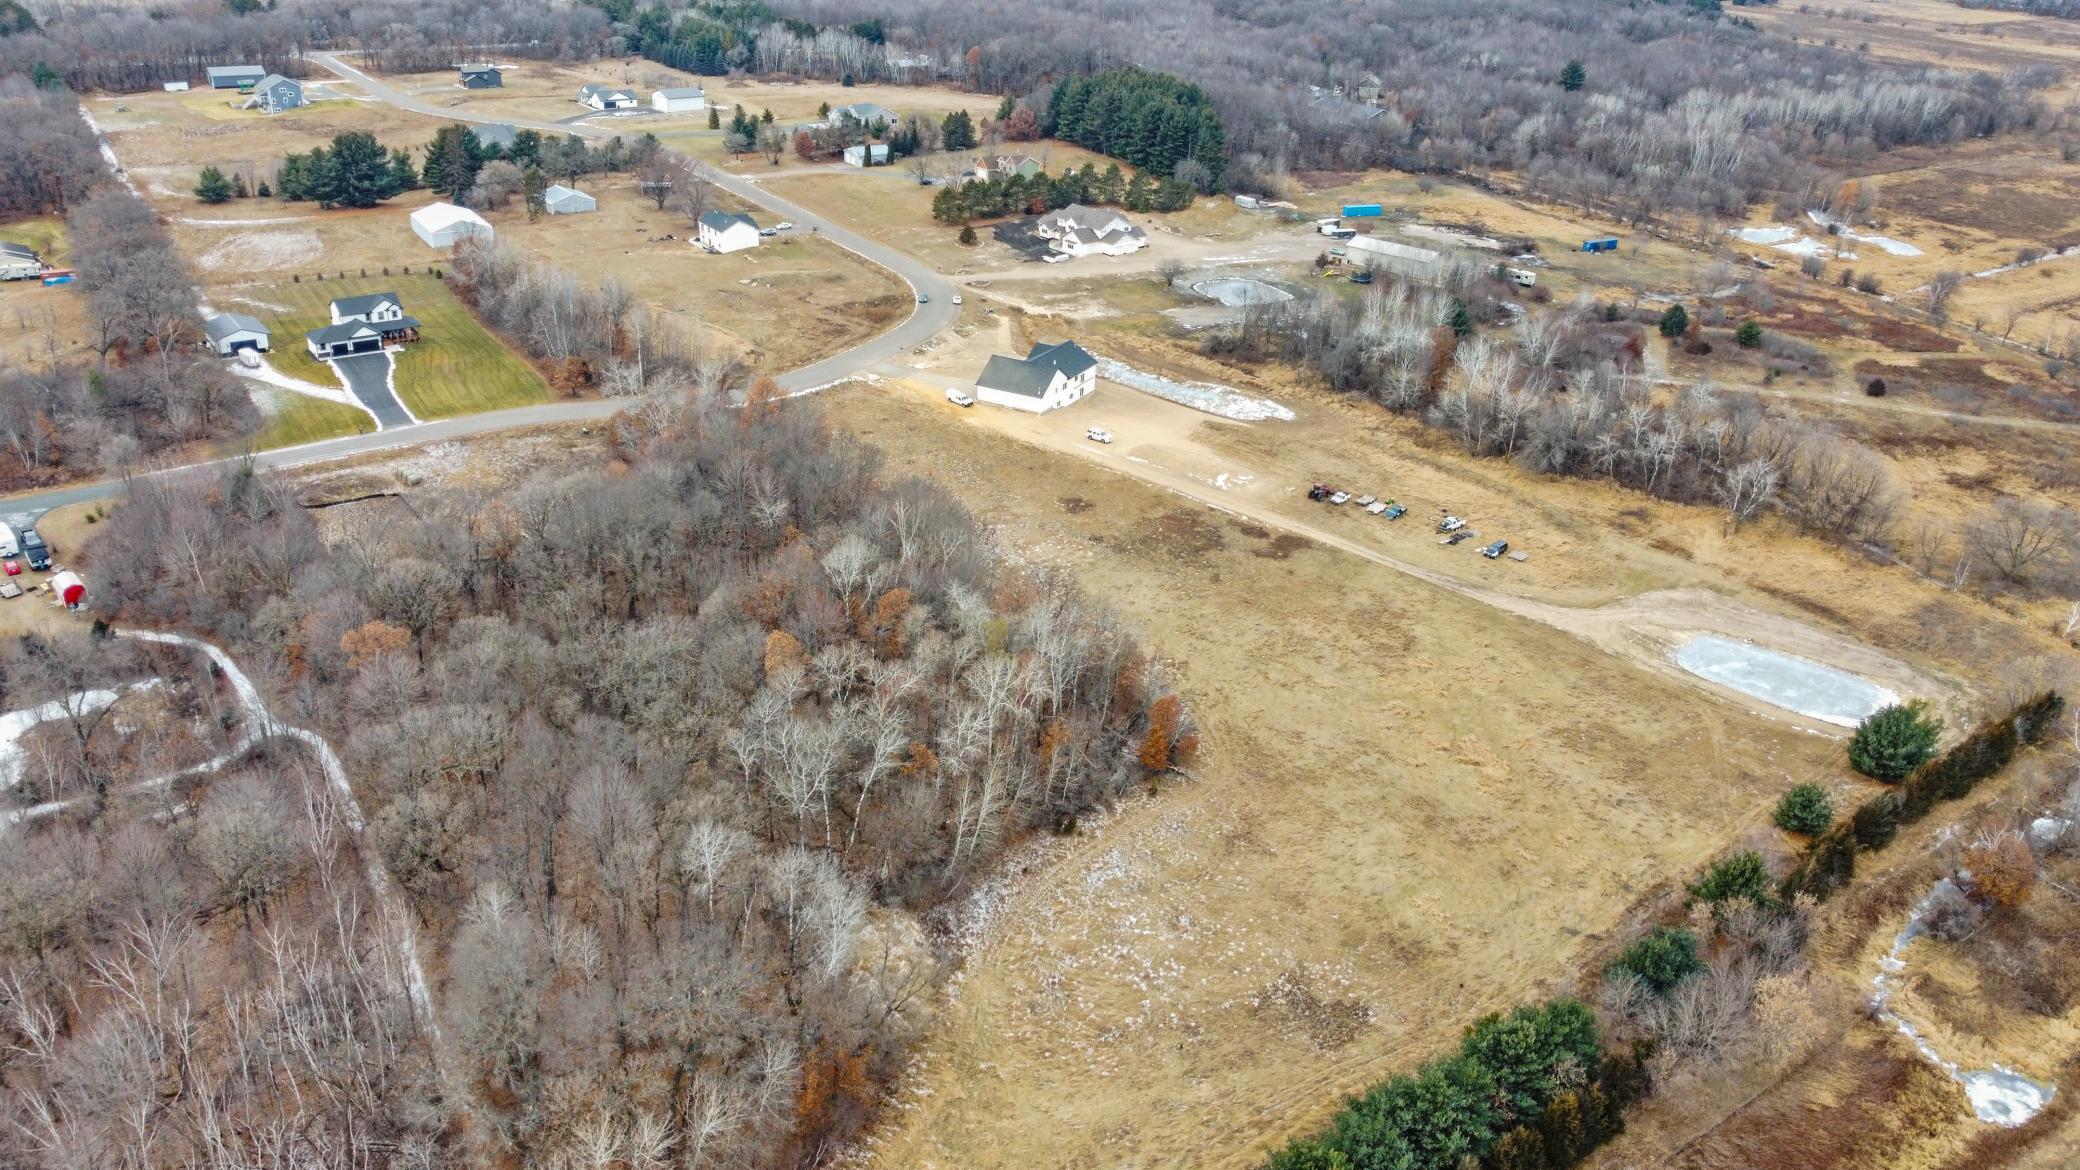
[1034,204,1148,257]
[577,83,639,111]
[974,340,1099,414]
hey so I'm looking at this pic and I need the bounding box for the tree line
[931,159,1197,223]
[61,386,1192,1166]
[1045,68,1226,191]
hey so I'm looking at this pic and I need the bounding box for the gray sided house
[828,102,898,128]
[202,312,269,356]
[206,64,266,89]
[543,184,596,215]
[246,74,305,114]
[974,340,1099,414]
[459,64,502,88]
[307,291,419,359]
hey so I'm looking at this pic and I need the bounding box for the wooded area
[12,391,1192,1167]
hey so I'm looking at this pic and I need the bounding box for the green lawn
[261,273,550,420]
[247,388,377,450]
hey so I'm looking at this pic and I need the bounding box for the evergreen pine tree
[1560,60,1587,91]
[194,166,234,204]
[1538,1093,1587,1168]
[707,105,721,129]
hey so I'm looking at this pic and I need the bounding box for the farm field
[489,179,909,371]
[816,377,1920,1170]
[261,273,549,420]
[356,59,713,126]
[1743,0,2080,72]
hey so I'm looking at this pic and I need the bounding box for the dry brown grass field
[1744,0,2080,72]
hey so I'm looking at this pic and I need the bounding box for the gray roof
[699,210,756,232]
[203,312,266,341]
[207,65,265,81]
[254,74,299,94]
[830,102,897,124]
[473,123,519,147]
[459,64,499,75]
[307,321,380,346]
[0,242,39,261]
[332,291,400,319]
[654,86,704,100]
[977,340,1096,399]
[578,83,636,101]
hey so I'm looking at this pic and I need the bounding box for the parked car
[1481,540,1510,558]
[1086,426,1114,444]
[2,560,17,577]
[1307,483,1337,501]
[916,292,929,303]
[946,389,974,407]
[19,529,48,571]
[1364,500,1388,515]
[1329,491,1351,505]
[1355,495,1376,507]
[759,228,778,237]
[951,295,963,305]
[1042,253,1070,264]
[1383,503,1407,520]
[237,349,261,369]
[775,221,795,230]
[1438,516,1466,533]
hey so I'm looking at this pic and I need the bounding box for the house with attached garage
[577,83,639,111]
[458,64,502,88]
[206,64,266,89]
[306,291,420,359]
[973,340,1100,414]
[824,101,899,130]
[697,210,760,254]
[543,184,596,214]
[244,74,305,114]
[1034,203,1148,257]
[651,86,706,113]
[202,312,269,356]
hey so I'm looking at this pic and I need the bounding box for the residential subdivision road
[0,53,957,518]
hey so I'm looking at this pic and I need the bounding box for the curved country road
[2,53,955,517]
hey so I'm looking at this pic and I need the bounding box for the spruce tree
[194,166,233,204]
[1560,60,1587,91]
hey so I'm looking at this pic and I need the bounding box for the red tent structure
[50,571,83,609]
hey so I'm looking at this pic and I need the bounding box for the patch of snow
[1871,884,2056,1127]
[1971,245,2080,280]
[1806,210,1923,257]
[0,688,127,789]
[1732,225,1800,245]
[1096,359,1295,422]
[227,295,292,312]
[77,106,141,196]
[195,228,323,271]
[1402,223,1500,250]
[1189,278,1292,307]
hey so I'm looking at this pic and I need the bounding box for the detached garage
[543,184,596,215]
[410,201,494,249]
[203,312,269,356]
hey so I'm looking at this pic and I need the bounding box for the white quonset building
[974,340,1099,413]
[543,184,596,215]
[697,210,760,254]
[651,86,706,112]
[410,201,494,249]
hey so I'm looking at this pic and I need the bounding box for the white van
[0,523,18,558]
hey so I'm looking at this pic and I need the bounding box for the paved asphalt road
[3,54,958,519]
[331,352,414,427]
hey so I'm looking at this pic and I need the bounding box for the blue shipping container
[1581,237,1620,253]
[1342,203,1384,218]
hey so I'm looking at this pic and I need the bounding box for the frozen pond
[1672,635,1894,727]
[1190,277,1292,307]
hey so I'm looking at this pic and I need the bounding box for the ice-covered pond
[1190,277,1292,307]
[1672,635,1895,727]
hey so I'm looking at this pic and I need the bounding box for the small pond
[1190,277,1292,307]
[1672,635,1894,727]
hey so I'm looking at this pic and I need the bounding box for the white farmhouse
[577,83,639,111]
[974,340,1099,414]
[1034,204,1148,257]
[697,210,760,254]
[651,86,706,113]
[410,201,494,249]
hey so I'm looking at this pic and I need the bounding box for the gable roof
[654,86,705,100]
[331,291,400,318]
[830,102,897,124]
[543,184,591,205]
[203,312,266,341]
[473,123,519,147]
[699,210,757,233]
[459,64,499,76]
[578,83,636,101]
[206,65,265,81]
[1041,204,1145,241]
[254,73,298,94]
[977,340,1096,399]
[1027,339,1097,379]
[306,321,381,346]
[410,202,491,232]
